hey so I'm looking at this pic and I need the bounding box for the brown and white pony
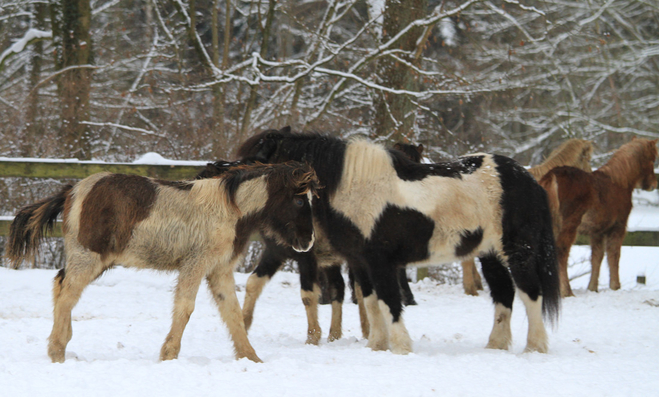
[461,138,593,295]
[539,138,657,297]
[7,162,319,363]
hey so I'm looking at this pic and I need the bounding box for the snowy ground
[1,246,658,397]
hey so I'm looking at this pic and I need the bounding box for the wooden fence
[1,159,658,246]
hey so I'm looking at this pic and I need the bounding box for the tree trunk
[239,0,276,139]
[23,2,48,156]
[53,0,93,160]
[373,0,427,143]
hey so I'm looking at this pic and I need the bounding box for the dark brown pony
[540,138,657,297]
[461,139,593,295]
[7,162,319,363]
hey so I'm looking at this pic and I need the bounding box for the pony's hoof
[485,338,511,351]
[366,339,389,351]
[390,343,413,355]
[523,342,548,354]
[48,346,66,363]
[327,329,342,342]
[159,345,180,361]
[305,330,321,345]
[464,287,479,296]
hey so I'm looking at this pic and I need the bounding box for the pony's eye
[294,197,305,207]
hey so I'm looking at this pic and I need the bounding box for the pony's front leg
[298,254,322,345]
[369,263,412,355]
[588,234,605,292]
[480,255,514,350]
[242,249,283,332]
[206,264,262,363]
[323,264,345,342]
[461,258,480,296]
[160,267,205,361]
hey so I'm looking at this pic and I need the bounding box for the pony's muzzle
[292,232,315,253]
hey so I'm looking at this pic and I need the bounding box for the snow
[1,247,658,397]
[0,153,207,166]
[0,29,52,67]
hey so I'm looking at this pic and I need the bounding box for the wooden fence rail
[0,159,658,246]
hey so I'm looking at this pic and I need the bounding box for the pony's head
[258,161,320,253]
[393,143,424,163]
[599,137,658,191]
[634,138,658,191]
[237,126,293,163]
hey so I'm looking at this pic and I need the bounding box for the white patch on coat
[331,140,504,265]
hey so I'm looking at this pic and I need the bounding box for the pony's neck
[234,176,268,217]
[597,155,642,189]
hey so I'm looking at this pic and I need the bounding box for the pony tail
[540,173,561,239]
[6,185,72,269]
[537,179,562,327]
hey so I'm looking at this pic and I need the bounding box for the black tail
[537,199,561,327]
[6,185,73,269]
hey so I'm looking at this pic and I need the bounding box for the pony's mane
[222,162,319,203]
[529,139,593,180]
[237,128,345,195]
[597,138,658,186]
[189,162,318,216]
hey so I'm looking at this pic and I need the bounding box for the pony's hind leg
[518,292,547,353]
[160,265,205,361]
[507,247,550,353]
[206,263,262,363]
[588,234,606,292]
[48,251,107,363]
[480,255,514,350]
[605,228,625,291]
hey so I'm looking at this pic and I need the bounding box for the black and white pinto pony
[7,162,319,363]
[238,128,561,354]
[217,142,422,345]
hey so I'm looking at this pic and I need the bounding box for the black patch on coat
[358,205,434,322]
[389,151,485,182]
[455,227,484,257]
[480,253,515,309]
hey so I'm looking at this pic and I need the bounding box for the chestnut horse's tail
[540,173,562,239]
[6,185,73,269]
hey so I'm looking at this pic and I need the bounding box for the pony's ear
[416,144,424,155]
[279,126,292,134]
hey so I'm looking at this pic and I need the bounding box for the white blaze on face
[292,193,314,253]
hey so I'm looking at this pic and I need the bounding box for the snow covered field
[1,245,658,397]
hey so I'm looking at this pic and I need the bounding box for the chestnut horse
[461,139,593,295]
[7,162,319,363]
[540,138,657,297]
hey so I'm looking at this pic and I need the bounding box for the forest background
[1,0,658,268]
